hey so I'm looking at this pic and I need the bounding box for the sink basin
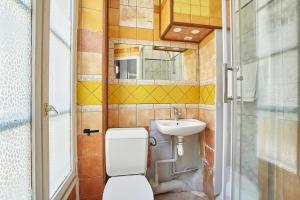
[155,119,206,137]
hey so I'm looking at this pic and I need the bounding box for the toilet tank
[106,128,148,177]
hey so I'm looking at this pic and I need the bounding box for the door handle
[237,76,243,80]
[44,103,59,116]
[227,96,242,101]
[224,64,242,102]
[83,129,99,136]
[224,63,233,103]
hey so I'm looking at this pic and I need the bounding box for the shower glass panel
[232,0,300,199]
[0,0,32,199]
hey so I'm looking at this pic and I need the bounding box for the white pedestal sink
[155,119,206,137]
[155,119,206,156]
[152,119,206,186]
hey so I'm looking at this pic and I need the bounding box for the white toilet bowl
[103,128,154,200]
[103,175,153,200]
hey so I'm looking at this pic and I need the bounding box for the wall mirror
[114,44,198,81]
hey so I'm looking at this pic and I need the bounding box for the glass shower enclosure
[222,0,300,199]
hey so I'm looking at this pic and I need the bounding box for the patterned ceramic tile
[77,30,103,53]
[119,5,137,27]
[108,84,201,104]
[173,0,210,17]
[77,52,102,75]
[129,0,137,6]
[137,7,153,29]
[77,81,102,105]
[79,8,103,31]
[81,0,103,11]
[120,0,129,5]
[199,84,215,105]
[77,81,215,105]
[138,0,153,8]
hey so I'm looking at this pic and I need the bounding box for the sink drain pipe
[153,137,199,186]
[176,136,184,156]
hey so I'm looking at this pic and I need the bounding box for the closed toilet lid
[103,175,153,200]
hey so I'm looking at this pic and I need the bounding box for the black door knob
[83,129,99,136]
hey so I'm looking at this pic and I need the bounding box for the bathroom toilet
[103,128,154,200]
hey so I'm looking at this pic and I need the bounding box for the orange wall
[77,0,105,199]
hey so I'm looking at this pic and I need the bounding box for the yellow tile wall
[77,81,102,105]
[109,84,200,104]
[199,84,215,105]
[77,82,215,105]
[77,29,218,107]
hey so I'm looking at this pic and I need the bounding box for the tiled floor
[155,192,208,200]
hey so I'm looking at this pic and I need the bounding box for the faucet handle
[173,107,178,114]
[174,107,180,113]
[173,107,181,120]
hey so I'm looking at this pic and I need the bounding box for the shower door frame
[220,0,241,199]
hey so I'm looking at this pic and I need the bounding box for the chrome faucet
[173,107,181,121]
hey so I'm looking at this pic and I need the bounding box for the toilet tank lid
[106,128,148,139]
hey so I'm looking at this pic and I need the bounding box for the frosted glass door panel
[0,0,32,199]
[48,0,73,197]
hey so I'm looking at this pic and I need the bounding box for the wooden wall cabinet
[160,0,224,43]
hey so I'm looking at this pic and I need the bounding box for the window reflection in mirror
[114,44,198,81]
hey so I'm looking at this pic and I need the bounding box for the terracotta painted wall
[198,31,216,200]
[77,0,105,199]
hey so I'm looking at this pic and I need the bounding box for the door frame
[32,0,44,199]
[31,0,78,199]
[220,0,241,199]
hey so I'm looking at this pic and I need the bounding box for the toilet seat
[103,175,153,200]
